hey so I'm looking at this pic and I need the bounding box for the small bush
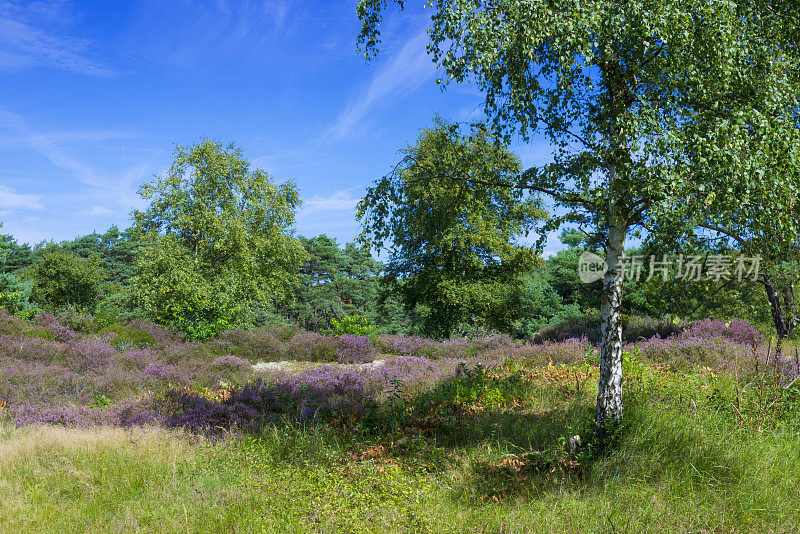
[213,328,284,362]
[283,331,337,361]
[323,314,378,341]
[55,307,97,334]
[35,313,78,342]
[101,324,157,350]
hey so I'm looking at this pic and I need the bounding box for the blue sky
[0,0,560,253]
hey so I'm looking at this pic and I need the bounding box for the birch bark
[595,213,626,437]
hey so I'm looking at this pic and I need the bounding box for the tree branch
[698,223,748,248]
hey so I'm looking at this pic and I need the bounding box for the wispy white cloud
[80,205,113,217]
[295,189,363,240]
[0,1,113,75]
[328,31,435,139]
[125,0,294,70]
[299,189,360,216]
[0,107,156,223]
[0,109,110,189]
[0,185,42,210]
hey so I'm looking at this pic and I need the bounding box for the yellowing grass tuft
[0,425,187,463]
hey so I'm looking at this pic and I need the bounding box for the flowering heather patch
[480,337,593,368]
[629,335,753,372]
[375,334,523,361]
[0,334,62,363]
[145,362,186,382]
[212,354,252,371]
[773,352,800,386]
[367,356,478,400]
[62,338,116,372]
[335,335,375,363]
[681,319,764,348]
[35,313,78,342]
[474,334,515,351]
[283,331,337,361]
[8,395,162,427]
[163,352,502,434]
[436,338,478,359]
[622,319,768,373]
[121,348,158,370]
[0,309,25,335]
[125,319,184,345]
[374,335,439,358]
[0,361,107,404]
[0,317,260,428]
[1,314,792,434]
[163,372,372,434]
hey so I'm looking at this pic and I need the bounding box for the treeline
[0,136,793,340]
[0,219,778,339]
[0,224,407,334]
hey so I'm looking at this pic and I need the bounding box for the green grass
[1,359,799,533]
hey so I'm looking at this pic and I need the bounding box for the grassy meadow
[1,311,799,533]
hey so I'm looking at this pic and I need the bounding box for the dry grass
[0,425,188,463]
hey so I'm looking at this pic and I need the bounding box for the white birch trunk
[595,214,626,437]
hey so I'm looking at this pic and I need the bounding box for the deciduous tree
[132,139,306,333]
[358,118,544,338]
[356,0,800,437]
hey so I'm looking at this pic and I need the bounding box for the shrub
[335,335,376,363]
[0,308,28,336]
[0,273,38,319]
[126,319,184,344]
[323,314,379,341]
[27,248,106,310]
[101,323,157,351]
[283,331,337,361]
[625,315,684,342]
[374,335,439,358]
[35,313,78,342]
[55,307,97,334]
[213,328,284,362]
[267,323,300,341]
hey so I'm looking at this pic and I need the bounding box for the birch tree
[356,0,800,439]
[358,119,544,338]
[132,140,307,334]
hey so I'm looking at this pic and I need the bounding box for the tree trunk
[763,271,790,341]
[595,214,626,439]
[784,283,797,337]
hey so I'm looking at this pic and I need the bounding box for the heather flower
[145,362,186,382]
[681,319,764,348]
[212,354,252,371]
[335,335,375,363]
[35,313,77,342]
